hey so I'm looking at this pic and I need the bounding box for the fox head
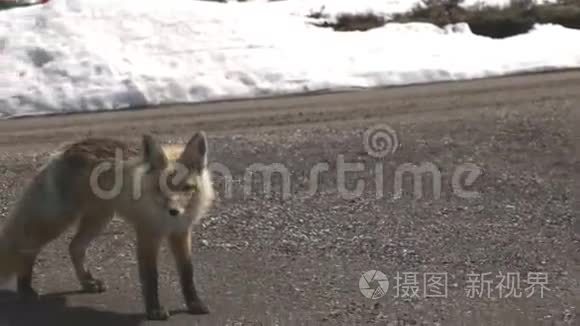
[136,132,215,225]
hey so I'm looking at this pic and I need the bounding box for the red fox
[0,132,215,320]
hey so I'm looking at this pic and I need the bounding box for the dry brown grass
[391,0,580,38]
[311,0,580,37]
[312,12,387,32]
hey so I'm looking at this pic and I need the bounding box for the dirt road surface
[1,70,579,326]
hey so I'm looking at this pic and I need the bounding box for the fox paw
[18,287,39,301]
[187,300,210,315]
[147,307,170,321]
[81,279,106,293]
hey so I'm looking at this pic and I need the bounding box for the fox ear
[142,134,167,170]
[179,131,207,172]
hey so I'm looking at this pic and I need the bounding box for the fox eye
[182,183,197,192]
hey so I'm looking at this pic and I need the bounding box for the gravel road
[0,70,579,326]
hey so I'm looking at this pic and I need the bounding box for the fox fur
[0,132,215,320]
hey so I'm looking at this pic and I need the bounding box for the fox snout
[168,207,184,217]
[166,195,187,217]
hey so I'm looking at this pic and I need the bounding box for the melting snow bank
[1,0,580,119]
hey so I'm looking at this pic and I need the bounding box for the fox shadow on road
[0,290,144,326]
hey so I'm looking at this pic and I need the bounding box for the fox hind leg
[69,210,113,293]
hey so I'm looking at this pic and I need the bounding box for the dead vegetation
[311,0,580,38]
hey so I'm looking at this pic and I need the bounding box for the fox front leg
[17,251,40,300]
[169,232,209,315]
[136,230,170,321]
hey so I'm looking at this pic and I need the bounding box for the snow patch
[0,0,579,118]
